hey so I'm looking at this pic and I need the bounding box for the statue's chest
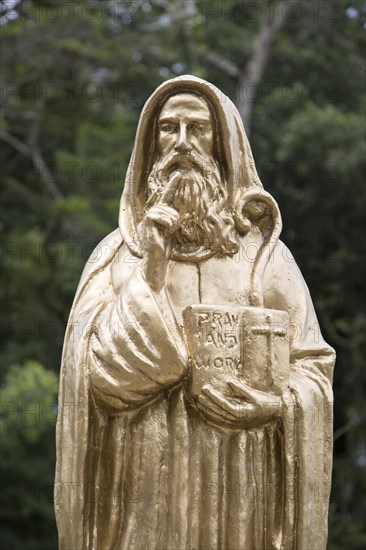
[166,253,253,326]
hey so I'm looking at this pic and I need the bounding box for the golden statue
[55,75,335,550]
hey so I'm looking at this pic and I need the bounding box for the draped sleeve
[89,264,187,413]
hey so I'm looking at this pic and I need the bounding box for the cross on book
[248,314,287,387]
[184,305,290,396]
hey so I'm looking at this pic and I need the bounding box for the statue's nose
[174,125,191,153]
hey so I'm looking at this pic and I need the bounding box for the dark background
[1,1,365,548]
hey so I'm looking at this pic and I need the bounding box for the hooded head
[119,75,281,262]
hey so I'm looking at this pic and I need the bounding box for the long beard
[145,151,239,257]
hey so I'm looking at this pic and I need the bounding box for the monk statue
[55,75,335,550]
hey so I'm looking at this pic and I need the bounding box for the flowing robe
[55,231,335,550]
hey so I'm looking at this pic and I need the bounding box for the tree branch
[0,129,64,200]
[0,129,31,157]
[238,0,300,133]
[333,422,353,442]
[139,0,299,135]
[140,0,198,32]
[205,52,241,78]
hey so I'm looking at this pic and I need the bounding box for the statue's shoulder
[269,239,309,277]
[235,234,293,269]
[263,239,312,312]
[268,239,296,267]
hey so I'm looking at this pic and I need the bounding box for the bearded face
[144,93,239,257]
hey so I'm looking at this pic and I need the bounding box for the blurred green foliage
[1,0,365,548]
[0,361,58,549]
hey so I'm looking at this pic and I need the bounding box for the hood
[119,74,281,263]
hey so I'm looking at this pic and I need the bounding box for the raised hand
[141,172,182,292]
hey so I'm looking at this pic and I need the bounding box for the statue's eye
[161,124,177,134]
[189,123,205,135]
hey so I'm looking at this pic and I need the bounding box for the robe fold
[55,235,334,550]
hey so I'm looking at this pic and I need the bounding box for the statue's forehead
[159,93,211,118]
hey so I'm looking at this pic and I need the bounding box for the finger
[228,380,255,402]
[200,390,238,421]
[146,205,175,222]
[145,206,179,233]
[202,385,251,420]
[160,172,182,206]
[197,395,239,427]
[147,203,179,217]
[228,380,280,407]
[154,212,174,231]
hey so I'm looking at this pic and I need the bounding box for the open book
[183,305,290,396]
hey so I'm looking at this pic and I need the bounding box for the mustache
[146,156,221,210]
[154,150,217,179]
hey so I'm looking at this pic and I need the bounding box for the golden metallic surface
[55,75,335,550]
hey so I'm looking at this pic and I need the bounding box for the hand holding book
[197,378,282,430]
[183,304,290,429]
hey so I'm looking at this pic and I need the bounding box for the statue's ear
[233,189,282,241]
